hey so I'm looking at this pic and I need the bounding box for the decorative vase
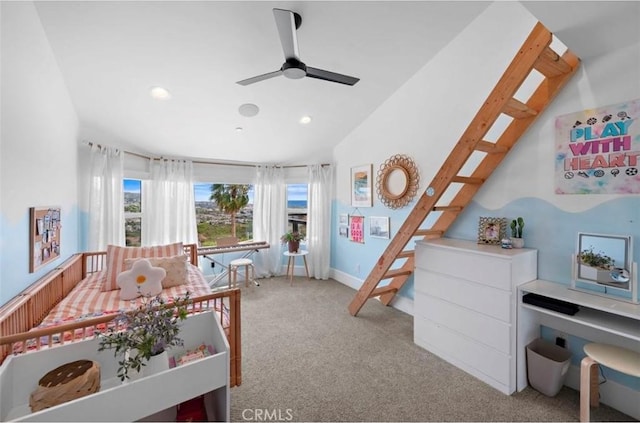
[511,237,525,249]
[143,350,169,376]
[288,240,300,253]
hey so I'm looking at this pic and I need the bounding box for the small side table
[283,250,310,285]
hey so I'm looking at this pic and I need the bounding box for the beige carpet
[229,277,635,422]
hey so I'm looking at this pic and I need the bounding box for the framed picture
[349,215,365,244]
[477,217,506,245]
[369,216,390,239]
[339,225,349,238]
[351,164,373,207]
[339,213,348,225]
[29,206,62,272]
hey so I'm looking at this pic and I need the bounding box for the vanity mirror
[571,232,637,303]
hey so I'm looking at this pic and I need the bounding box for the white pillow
[117,259,166,300]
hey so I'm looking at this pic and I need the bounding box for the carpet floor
[229,277,635,422]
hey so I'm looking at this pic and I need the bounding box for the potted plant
[281,231,305,253]
[578,247,614,282]
[510,217,525,248]
[96,293,191,381]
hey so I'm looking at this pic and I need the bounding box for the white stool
[580,343,640,421]
[228,258,257,288]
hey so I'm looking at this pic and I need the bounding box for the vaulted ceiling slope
[31,1,639,165]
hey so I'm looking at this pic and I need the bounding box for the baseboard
[564,364,640,420]
[330,268,414,316]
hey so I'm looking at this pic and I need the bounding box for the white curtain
[142,158,198,246]
[252,165,286,277]
[88,144,125,250]
[307,164,334,279]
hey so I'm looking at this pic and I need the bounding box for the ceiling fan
[236,8,360,86]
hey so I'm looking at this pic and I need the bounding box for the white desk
[517,279,640,392]
[283,250,310,285]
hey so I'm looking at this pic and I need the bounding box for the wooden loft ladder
[348,22,580,316]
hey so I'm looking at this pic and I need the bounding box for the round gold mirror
[376,155,419,209]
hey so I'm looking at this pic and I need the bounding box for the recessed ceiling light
[235,127,244,132]
[238,103,259,117]
[150,86,171,100]
[300,115,312,124]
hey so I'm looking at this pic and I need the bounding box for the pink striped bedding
[12,265,226,353]
[41,264,213,326]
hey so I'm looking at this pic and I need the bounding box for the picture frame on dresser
[477,216,506,245]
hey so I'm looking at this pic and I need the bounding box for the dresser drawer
[414,315,511,389]
[414,268,512,322]
[419,245,512,291]
[414,291,511,354]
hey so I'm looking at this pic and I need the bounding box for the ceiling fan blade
[273,8,300,61]
[236,70,283,86]
[306,67,360,86]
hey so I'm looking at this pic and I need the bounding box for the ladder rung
[534,47,572,78]
[382,269,413,280]
[451,176,484,185]
[368,286,398,298]
[396,250,415,259]
[475,140,508,154]
[414,229,444,237]
[432,206,463,212]
[502,98,538,119]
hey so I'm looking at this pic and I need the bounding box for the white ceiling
[32,1,639,165]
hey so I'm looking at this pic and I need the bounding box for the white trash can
[526,338,572,397]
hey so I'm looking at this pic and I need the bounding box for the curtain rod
[84,142,329,169]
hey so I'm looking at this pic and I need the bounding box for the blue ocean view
[288,200,307,209]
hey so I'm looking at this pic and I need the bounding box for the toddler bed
[0,243,242,387]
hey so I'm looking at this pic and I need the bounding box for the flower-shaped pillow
[117,259,166,300]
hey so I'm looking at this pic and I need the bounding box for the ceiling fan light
[283,67,306,79]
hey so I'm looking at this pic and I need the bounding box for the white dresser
[414,238,537,394]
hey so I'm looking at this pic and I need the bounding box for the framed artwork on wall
[349,215,365,243]
[477,216,506,245]
[338,213,349,238]
[369,216,390,239]
[351,164,373,207]
[29,206,62,272]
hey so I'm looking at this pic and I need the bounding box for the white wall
[330,0,640,293]
[0,2,79,305]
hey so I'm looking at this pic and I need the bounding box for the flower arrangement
[579,247,614,270]
[96,293,192,381]
[280,231,305,243]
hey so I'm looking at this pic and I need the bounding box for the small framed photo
[339,213,348,225]
[477,217,507,245]
[339,225,349,238]
[351,164,373,207]
[369,216,390,239]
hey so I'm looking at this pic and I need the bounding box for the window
[124,179,142,246]
[287,184,308,236]
[194,183,253,246]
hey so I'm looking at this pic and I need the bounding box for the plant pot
[288,240,300,253]
[143,350,169,376]
[511,237,524,249]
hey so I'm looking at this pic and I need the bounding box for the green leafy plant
[280,231,305,243]
[97,293,192,381]
[510,217,525,238]
[579,247,614,270]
